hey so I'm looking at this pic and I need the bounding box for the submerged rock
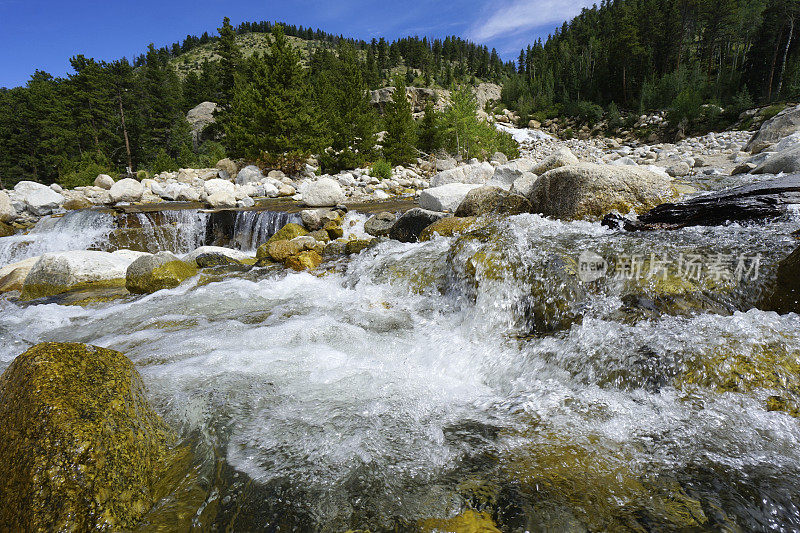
[388,208,449,243]
[419,216,478,241]
[126,252,197,294]
[0,220,14,237]
[454,186,531,217]
[0,342,174,531]
[529,163,674,220]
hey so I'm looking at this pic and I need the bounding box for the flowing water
[230,210,303,251]
[1,211,800,530]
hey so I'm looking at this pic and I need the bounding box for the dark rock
[364,212,397,236]
[764,245,800,314]
[388,208,449,243]
[0,221,14,237]
[608,174,800,230]
[454,186,531,217]
[195,253,244,268]
[0,342,175,531]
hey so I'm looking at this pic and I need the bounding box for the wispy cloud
[468,0,594,42]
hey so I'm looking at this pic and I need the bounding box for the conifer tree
[418,100,441,154]
[382,76,417,165]
[217,17,242,108]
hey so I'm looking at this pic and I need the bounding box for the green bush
[568,100,604,126]
[668,87,703,126]
[196,141,227,168]
[151,149,179,174]
[606,102,623,130]
[58,153,113,190]
[370,159,392,180]
[761,103,786,121]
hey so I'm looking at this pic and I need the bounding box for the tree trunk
[118,91,134,174]
[777,15,795,98]
[768,25,786,101]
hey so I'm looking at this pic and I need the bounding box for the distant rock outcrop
[186,101,220,147]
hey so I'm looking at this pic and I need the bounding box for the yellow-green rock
[324,220,344,240]
[285,250,323,271]
[266,239,303,262]
[126,252,197,294]
[419,217,479,241]
[0,342,175,531]
[256,223,309,260]
[419,509,501,533]
[0,221,14,237]
[345,238,376,255]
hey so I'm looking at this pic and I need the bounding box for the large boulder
[0,190,15,222]
[487,158,536,189]
[299,178,346,207]
[419,183,483,212]
[186,101,219,147]
[430,162,494,187]
[207,191,236,208]
[235,165,264,185]
[364,212,397,237]
[21,250,145,299]
[510,173,539,198]
[215,158,238,180]
[529,163,675,220]
[255,223,309,260]
[0,342,174,531]
[746,104,800,153]
[751,145,800,174]
[454,186,531,217]
[531,147,579,175]
[109,178,144,203]
[125,252,197,294]
[13,181,65,216]
[94,174,115,190]
[388,208,449,242]
[183,246,251,265]
[203,178,234,197]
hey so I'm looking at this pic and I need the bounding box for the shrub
[196,141,226,168]
[58,153,113,189]
[257,150,309,176]
[761,104,786,121]
[606,102,623,131]
[667,87,703,126]
[151,149,179,174]
[370,159,392,180]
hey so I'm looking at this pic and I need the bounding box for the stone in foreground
[455,186,531,217]
[126,251,197,294]
[388,208,449,243]
[0,342,174,531]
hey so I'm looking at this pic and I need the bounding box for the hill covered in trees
[502,0,800,130]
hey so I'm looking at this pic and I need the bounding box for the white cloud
[468,0,595,42]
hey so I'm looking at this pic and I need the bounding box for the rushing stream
[1,210,800,530]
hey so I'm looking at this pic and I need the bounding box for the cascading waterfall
[2,211,800,530]
[126,209,209,254]
[0,209,116,266]
[230,210,302,251]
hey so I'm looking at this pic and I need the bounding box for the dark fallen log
[603,174,800,230]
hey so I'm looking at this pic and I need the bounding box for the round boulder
[364,212,397,237]
[94,174,115,190]
[126,252,197,294]
[300,178,346,207]
[109,178,144,203]
[454,186,531,217]
[0,342,174,531]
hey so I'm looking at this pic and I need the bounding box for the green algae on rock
[419,216,480,242]
[255,222,309,260]
[0,342,175,531]
[126,252,198,294]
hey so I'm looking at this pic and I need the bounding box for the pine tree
[217,17,242,108]
[221,24,319,160]
[418,100,441,154]
[382,76,417,165]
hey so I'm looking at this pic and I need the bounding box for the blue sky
[0,0,595,88]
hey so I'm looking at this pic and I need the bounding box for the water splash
[230,211,301,251]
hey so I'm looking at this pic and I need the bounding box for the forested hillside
[502,0,800,127]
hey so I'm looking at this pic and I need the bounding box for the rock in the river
[609,174,800,229]
[207,191,236,208]
[285,250,323,271]
[109,178,144,203]
[487,159,536,189]
[0,221,13,237]
[454,186,531,217]
[183,246,251,265]
[419,183,482,212]
[531,147,579,175]
[746,104,800,153]
[13,181,65,216]
[94,174,115,189]
[125,252,197,294]
[388,208,449,242]
[364,212,397,237]
[255,223,309,260]
[215,158,238,180]
[419,216,478,241]
[299,178,346,207]
[666,161,691,177]
[22,250,144,299]
[510,173,539,198]
[203,178,234,197]
[764,245,800,314]
[0,257,39,293]
[0,190,15,222]
[529,163,674,220]
[751,145,800,174]
[0,342,174,531]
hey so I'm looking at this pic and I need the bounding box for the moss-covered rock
[126,252,197,294]
[265,239,304,262]
[309,229,330,243]
[419,217,479,241]
[454,186,531,217]
[256,223,309,260]
[285,250,323,271]
[344,238,377,255]
[0,342,175,531]
[418,509,501,533]
[323,220,344,240]
[194,252,245,269]
[0,220,15,237]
